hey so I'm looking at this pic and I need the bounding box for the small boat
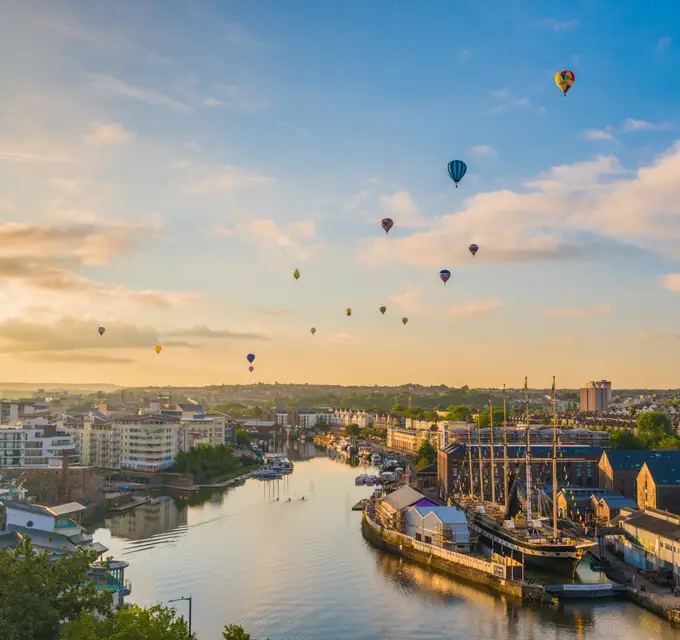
[371,453,381,465]
[355,475,367,485]
[365,475,377,485]
[252,468,283,480]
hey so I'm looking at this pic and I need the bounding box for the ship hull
[468,514,590,578]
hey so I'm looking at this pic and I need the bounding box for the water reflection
[106,496,188,542]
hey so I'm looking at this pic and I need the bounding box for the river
[93,443,680,640]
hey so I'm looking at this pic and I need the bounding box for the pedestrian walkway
[601,547,680,612]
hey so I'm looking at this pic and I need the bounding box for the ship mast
[476,403,484,501]
[524,377,533,523]
[552,375,558,540]
[466,418,474,497]
[503,384,509,515]
[489,390,496,506]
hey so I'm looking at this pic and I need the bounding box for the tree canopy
[171,444,253,483]
[0,539,112,640]
[60,605,194,640]
[415,439,437,469]
[636,411,674,448]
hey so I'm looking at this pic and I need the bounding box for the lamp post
[168,596,192,636]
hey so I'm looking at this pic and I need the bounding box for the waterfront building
[637,460,680,514]
[242,419,281,437]
[437,443,602,500]
[275,410,334,430]
[182,414,229,448]
[0,499,131,605]
[62,415,122,468]
[0,424,76,468]
[579,380,612,412]
[375,485,435,532]
[117,414,183,472]
[405,505,470,552]
[387,427,440,453]
[611,507,680,583]
[555,488,618,523]
[592,494,638,524]
[373,413,403,430]
[598,450,680,499]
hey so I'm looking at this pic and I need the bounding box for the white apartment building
[276,411,334,429]
[62,416,122,469]
[331,409,376,428]
[116,415,184,472]
[0,424,76,468]
[182,415,228,448]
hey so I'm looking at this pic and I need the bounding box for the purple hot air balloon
[469,243,479,257]
[381,218,394,234]
[97,326,105,336]
[249,366,254,373]
[439,269,451,284]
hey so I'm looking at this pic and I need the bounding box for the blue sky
[1,0,680,388]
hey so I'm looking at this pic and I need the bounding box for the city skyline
[1,1,680,387]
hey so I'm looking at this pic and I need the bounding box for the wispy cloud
[0,151,77,164]
[471,145,497,157]
[634,330,680,342]
[389,284,425,314]
[584,127,617,142]
[379,191,430,228]
[180,164,273,195]
[85,122,136,146]
[50,178,82,191]
[213,218,321,260]
[450,298,503,318]
[258,308,293,316]
[622,118,674,132]
[88,74,192,112]
[661,274,680,292]
[329,332,356,344]
[541,304,612,318]
[657,36,672,52]
[223,24,263,48]
[164,325,268,340]
[203,83,268,111]
[537,18,578,32]
[488,90,537,115]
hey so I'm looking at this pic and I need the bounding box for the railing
[364,512,505,577]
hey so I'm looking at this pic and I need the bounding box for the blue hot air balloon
[469,243,479,257]
[447,160,467,188]
[439,269,451,284]
[246,353,255,364]
[381,218,394,234]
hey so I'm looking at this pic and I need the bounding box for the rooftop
[644,460,680,486]
[412,505,468,525]
[603,450,680,470]
[383,485,426,511]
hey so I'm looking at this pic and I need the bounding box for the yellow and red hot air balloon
[554,70,575,96]
[154,345,162,354]
[346,308,352,317]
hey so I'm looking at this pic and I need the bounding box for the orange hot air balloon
[154,345,162,354]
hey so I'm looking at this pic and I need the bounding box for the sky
[1,0,680,389]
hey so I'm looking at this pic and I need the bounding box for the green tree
[415,439,437,469]
[222,624,254,640]
[477,408,505,428]
[345,424,360,437]
[391,403,405,414]
[429,424,438,431]
[637,412,674,448]
[0,539,112,640]
[236,429,251,446]
[656,435,680,449]
[611,429,643,450]
[446,405,471,422]
[60,604,193,639]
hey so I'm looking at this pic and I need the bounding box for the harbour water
[93,443,680,639]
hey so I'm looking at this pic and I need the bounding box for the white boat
[365,475,377,485]
[355,475,367,485]
[371,453,381,465]
[252,468,283,480]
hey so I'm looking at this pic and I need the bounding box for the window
[415,533,422,541]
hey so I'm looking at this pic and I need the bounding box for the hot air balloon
[246,353,255,364]
[469,243,479,257]
[97,326,105,336]
[379,306,386,315]
[401,317,408,325]
[249,366,254,372]
[154,345,162,354]
[381,218,394,234]
[447,160,467,188]
[346,308,352,317]
[554,70,575,96]
[293,268,300,280]
[439,269,451,284]
[311,327,316,335]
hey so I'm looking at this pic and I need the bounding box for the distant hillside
[0,382,123,392]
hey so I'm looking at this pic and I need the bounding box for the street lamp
[168,596,192,636]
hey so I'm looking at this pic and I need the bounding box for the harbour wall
[361,512,523,599]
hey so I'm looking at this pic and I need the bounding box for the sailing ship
[453,377,596,577]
